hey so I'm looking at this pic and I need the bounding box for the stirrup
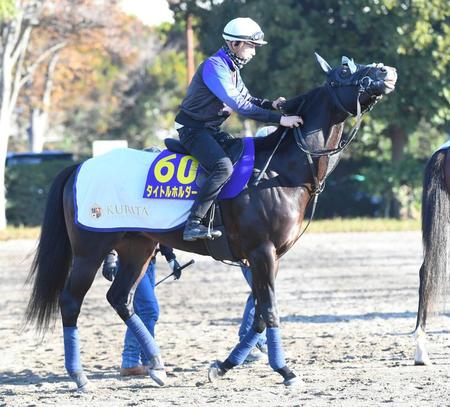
[183,219,222,241]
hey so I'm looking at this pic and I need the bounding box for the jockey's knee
[216,157,233,180]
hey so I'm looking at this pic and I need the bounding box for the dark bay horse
[414,145,450,365]
[25,54,397,390]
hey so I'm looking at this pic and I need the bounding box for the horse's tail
[25,164,79,333]
[416,151,449,328]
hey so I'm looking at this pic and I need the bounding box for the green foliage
[308,217,420,233]
[0,0,16,21]
[190,0,449,135]
[5,160,75,226]
[359,155,426,218]
[62,52,135,155]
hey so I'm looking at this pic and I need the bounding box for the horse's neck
[276,89,346,185]
[300,87,346,150]
[253,86,348,187]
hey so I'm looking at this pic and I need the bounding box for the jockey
[175,17,303,241]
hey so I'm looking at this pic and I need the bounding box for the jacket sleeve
[238,77,274,110]
[202,58,282,124]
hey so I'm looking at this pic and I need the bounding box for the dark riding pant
[178,127,233,219]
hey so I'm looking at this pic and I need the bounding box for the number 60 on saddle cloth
[143,137,255,201]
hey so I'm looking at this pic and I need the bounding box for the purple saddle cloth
[218,137,254,199]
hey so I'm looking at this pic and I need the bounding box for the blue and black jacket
[175,48,282,129]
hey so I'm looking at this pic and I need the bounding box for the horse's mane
[253,86,324,152]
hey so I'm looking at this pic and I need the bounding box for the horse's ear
[342,56,357,74]
[314,52,332,74]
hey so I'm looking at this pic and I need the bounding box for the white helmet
[222,17,267,45]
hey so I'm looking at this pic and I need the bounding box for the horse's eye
[380,67,387,73]
[340,68,350,77]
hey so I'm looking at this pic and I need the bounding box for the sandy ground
[1,231,449,407]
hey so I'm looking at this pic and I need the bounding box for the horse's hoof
[208,360,226,382]
[244,347,265,363]
[69,371,90,392]
[147,355,166,386]
[149,368,167,387]
[414,345,432,366]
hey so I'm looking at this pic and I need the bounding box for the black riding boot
[183,217,222,241]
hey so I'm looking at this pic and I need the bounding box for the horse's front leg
[251,248,298,386]
[208,244,298,386]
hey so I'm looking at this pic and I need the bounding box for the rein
[294,87,363,158]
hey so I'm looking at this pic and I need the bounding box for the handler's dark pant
[178,127,233,219]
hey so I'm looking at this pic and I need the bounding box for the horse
[25,53,397,390]
[414,144,450,365]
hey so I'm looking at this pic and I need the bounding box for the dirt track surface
[1,232,449,406]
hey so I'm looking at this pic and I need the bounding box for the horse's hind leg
[59,255,103,391]
[414,263,431,365]
[106,237,166,386]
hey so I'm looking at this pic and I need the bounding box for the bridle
[294,65,384,159]
[254,65,384,186]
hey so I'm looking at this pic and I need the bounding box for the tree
[0,0,46,230]
[108,23,189,149]
[19,0,158,155]
[171,0,448,146]
[1,0,161,228]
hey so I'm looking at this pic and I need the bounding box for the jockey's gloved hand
[102,250,119,282]
[168,259,182,280]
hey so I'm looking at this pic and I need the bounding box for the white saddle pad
[74,148,194,232]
